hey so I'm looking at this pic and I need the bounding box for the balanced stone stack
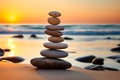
[31,11,72,69]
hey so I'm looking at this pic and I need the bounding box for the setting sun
[1,10,19,24]
[8,15,16,22]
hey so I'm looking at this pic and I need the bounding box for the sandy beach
[0,62,120,80]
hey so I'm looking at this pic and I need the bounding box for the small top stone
[49,11,61,17]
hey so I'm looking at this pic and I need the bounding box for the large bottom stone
[30,58,72,69]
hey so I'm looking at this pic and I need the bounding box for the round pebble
[46,25,64,31]
[76,55,96,63]
[40,49,68,58]
[49,11,61,17]
[116,58,120,63]
[45,29,63,37]
[92,58,104,65]
[111,47,120,52]
[107,55,120,59]
[43,42,68,49]
[30,58,72,69]
[0,48,4,56]
[48,17,60,25]
[48,37,64,42]
[85,65,119,71]
[4,49,11,52]
[1,56,25,63]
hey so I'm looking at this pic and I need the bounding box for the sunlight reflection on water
[7,38,16,56]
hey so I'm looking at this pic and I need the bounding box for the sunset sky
[0,0,120,24]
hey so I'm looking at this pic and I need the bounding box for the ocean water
[0,24,120,35]
[0,24,120,41]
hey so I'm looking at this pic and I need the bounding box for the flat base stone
[30,58,72,69]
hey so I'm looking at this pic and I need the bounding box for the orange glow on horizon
[1,10,20,24]
[0,0,120,24]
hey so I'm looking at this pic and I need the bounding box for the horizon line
[0,23,120,25]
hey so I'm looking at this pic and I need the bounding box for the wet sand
[0,35,120,69]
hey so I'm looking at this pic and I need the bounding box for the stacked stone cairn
[30,11,72,69]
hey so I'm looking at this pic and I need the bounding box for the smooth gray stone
[117,44,120,46]
[116,58,120,63]
[43,42,68,49]
[76,55,96,63]
[92,57,104,65]
[46,25,64,31]
[0,56,25,63]
[64,37,73,40]
[48,17,60,25]
[85,65,105,71]
[107,55,120,59]
[30,34,40,39]
[49,11,61,17]
[12,34,24,38]
[111,47,120,52]
[4,48,11,52]
[45,29,63,37]
[30,58,72,69]
[40,49,68,58]
[48,36,64,43]
[85,65,119,71]
[0,48,4,56]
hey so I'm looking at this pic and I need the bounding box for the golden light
[9,15,16,22]
[7,38,16,56]
[8,38,13,43]
[2,11,19,23]
[9,51,15,57]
